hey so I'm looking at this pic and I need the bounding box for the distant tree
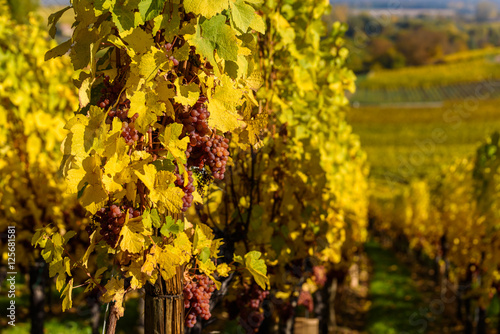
[368,37,406,69]
[331,4,349,23]
[476,1,498,22]
[7,0,39,23]
[396,28,448,66]
[324,4,350,33]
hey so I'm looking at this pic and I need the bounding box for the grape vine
[32,1,270,333]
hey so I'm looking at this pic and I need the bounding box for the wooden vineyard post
[145,266,184,334]
[145,213,184,334]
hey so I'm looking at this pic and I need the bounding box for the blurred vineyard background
[342,0,500,333]
[3,0,500,333]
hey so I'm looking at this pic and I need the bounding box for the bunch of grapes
[162,41,180,66]
[93,205,140,247]
[106,97,131,121]
[174,165,195,212]
[236,283,270,333]
[203,134,229,180]
[176,97,230,180]
[313,265,327,287]
[179,98,210,137]
[98,76,141,145]
[121,113,140,145]
[98,76,120,108]
[183,274,216,328]
[297,290,314,313]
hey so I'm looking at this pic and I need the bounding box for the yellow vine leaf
[77,156,108,214]
[61,278,73,312]
[174,79,200,107]
[63,115,89,163]
[183,0,229,18]
[238,251,269,290]
[103,152,129,192]
[151,171,184,214]
[155,80,175,118]
[142,249,157,276]
[157,247,181,280]
[173,232,192,262]
[49,257,72,291]
[122,27,154,55]
[101,277,125,317]
[127,90,157,133]
[119,215,150,254]
[127,261,151,290]
[159,123,190,162]
[210,238,224,258]
[207,74,243,132]
[134,162,159,190]
[193,223,214,254]
[81,231,96,268]
[216,263,230,277]
[134,47,167,81]
[244,71,264,91]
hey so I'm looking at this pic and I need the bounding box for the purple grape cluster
[177,97,230,180]
[93,205,140,247]
[183,274,216,328]
[174,165,195,212]
[236,283,270,333]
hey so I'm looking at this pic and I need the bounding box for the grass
[365,241,424,334]
[5,318,92,334]
[347,98,500,181]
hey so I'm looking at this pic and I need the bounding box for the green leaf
[143,208,161,229]
[151,209,161,228]
[186,19,217,72]
[173,43,190,62]
[138,0,164,22]
[201,14,239,62]
[48,6,72,38]
[198,247,211,263]
[45,39,72,61]
[110,0,142,32]
[160,216,183,235]
[152,4,181,41]
[230,0,255,33]
[63,231,77,245]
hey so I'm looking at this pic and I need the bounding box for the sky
[41,0,70,5]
